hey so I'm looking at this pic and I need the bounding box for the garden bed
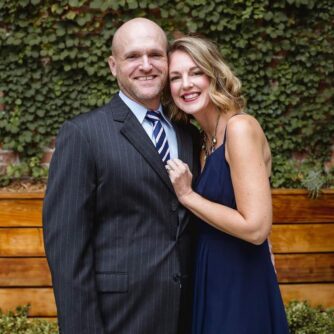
[0,189,333,318]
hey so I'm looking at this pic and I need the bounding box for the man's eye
[126,54,138,59]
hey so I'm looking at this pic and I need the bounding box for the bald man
[43,18,200,334]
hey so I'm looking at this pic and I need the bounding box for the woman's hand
[166,158,194,204]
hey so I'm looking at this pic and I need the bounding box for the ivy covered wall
[0,0,333,188]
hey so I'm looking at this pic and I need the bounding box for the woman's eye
[170,76,180,82]
[193,71,203,76]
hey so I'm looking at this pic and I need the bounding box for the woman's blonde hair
[165,36,246,122]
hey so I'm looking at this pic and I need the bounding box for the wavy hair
[165,36,246,122]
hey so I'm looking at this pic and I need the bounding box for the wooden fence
[0,189,333,318]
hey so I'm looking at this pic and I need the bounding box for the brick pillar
[0,91,3,111]
[0,145,19,174]
[41,137,55,168]
[324,144,334,172]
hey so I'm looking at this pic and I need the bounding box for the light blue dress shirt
[119,91,178,159]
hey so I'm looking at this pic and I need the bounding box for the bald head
[108,17,169,110]
[112,18,167,56]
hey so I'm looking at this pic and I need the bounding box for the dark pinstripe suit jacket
[43,94,200,334]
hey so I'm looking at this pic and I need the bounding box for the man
[43,18,199,334]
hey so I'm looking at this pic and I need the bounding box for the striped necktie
[145,110,171,164]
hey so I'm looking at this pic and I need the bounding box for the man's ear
[108,56,117,77]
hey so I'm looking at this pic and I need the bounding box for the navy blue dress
[191,134,290,334]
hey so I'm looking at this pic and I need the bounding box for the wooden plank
[270,224,334,253]
[1,224,334,256]
[280,283,334,308]
[272,189,334,223]
[0,199,42,227]
[275,254,334,283]
[1,189,333,227]
[0,288,56,316]
[0,285,332,317]
[0,258,51,286]
[0,192,44,199]
[271,189,334,196]
[0,228,45,256]
[5,189,332,198]
[1,255,332,287]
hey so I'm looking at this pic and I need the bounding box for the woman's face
[169,50,213,116]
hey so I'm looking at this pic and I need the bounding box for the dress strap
[222,112,244,145]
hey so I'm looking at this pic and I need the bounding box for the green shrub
[1,302,334,333]
[0,305,58,334]
[286,301,334,334]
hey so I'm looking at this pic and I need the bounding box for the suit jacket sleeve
[43,120,105,334]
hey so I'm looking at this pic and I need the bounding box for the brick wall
[0,137,55,174]
[0,146,19,174]
[41,137,56,168]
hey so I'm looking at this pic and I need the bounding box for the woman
[166,36,289,333]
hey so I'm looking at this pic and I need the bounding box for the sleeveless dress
[191,129,290,334]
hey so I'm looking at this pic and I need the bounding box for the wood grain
[270,224,334,253]
[1,189,333,227]
[279,283,334,308]
[0,192,44,199]
[0,258,51,286]
[6,224,331,257]
[1,254,333,287]
[0,199,42,227]
[275,253,334,283]
[272,189,334,223]
[0,189,333,315]
[0,288,56,316]
[1,284,333,316]
[0,228,45,256]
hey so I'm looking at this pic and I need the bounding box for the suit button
[173,273,182,288]
[171,200,178,211]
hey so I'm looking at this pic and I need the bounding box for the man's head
[108,18,168,110]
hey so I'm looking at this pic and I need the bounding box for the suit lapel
[173,121,196,237]
[109,95,174,193]
[174,122,193,170]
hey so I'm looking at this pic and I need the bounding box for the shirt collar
[118,91,171,126]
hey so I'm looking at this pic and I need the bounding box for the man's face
[108,22,168,110]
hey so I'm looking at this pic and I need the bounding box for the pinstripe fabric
[43,94,200,334]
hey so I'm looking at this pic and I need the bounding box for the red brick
[41,148,54,167]
[324,144,334,172]
[0,148,19,174]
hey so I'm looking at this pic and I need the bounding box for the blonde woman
[166,36,289,333]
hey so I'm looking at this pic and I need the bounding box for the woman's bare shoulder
[226,113,265,141]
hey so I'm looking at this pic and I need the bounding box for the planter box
[270,189,334,309]
[0,189,333,317]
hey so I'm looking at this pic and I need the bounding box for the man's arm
[43,120,105,334]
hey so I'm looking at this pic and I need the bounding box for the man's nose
[140,55,153,71]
